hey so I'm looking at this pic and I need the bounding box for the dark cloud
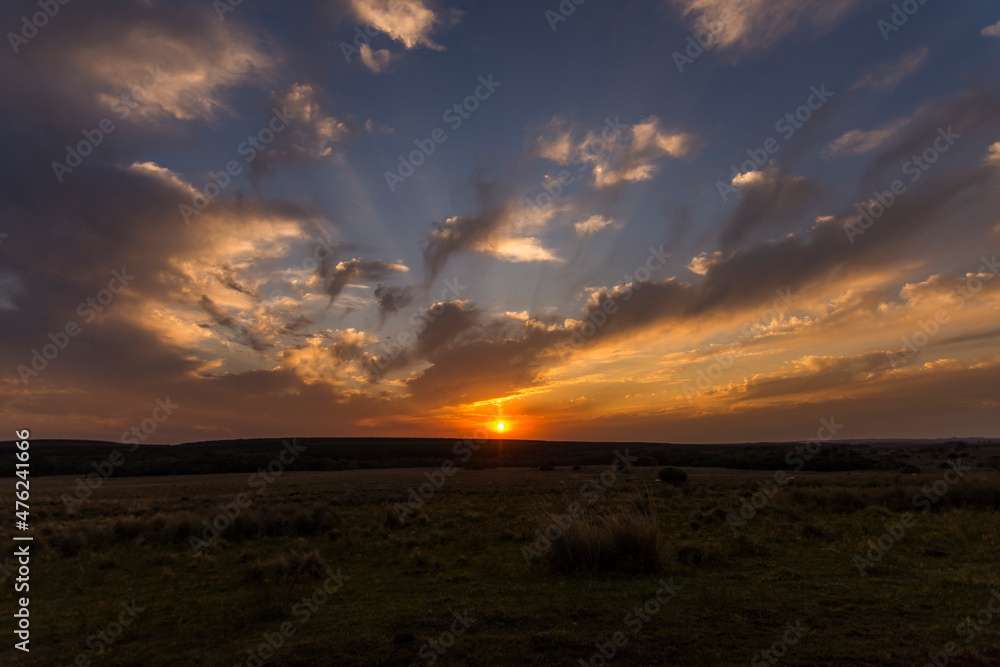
[415,301,480,357]
[730,352,893,403]
[860,89,1000,189]
[198,295,270,352]
[318,257,409,303]
[720,168,819,249]
[373,284,416,319]
[421,209,506,284]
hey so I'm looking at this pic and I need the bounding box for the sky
[1,0,999,445]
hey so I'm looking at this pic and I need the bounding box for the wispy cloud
[575,215,622,237]
[852,47,929,91]
[537,115,695,188]
[825,116,913,158]
[668,0,867,58]
[347,0,459,50]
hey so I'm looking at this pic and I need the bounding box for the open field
[2,460,1000,666]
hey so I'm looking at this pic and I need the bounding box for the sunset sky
[2,0,999,444]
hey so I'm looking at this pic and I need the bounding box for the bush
[658,467,688,485]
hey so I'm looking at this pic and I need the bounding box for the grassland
[1,454,999,666]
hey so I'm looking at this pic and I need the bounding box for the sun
[496,422,505,432]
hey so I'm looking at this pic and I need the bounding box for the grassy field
[2,457,1000,666]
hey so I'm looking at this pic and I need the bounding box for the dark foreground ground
[1,455,999,666]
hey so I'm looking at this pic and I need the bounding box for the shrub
[658,467,688,485]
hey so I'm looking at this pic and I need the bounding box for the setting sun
[496,422,505,432]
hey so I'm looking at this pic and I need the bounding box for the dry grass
[532,494,660,574]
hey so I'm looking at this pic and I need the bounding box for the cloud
[319,257,409,303]
[852,47,929,91]
[725,352,894,403]
[825,116,913,158]
[415,300,480,357]
[720,167,818,248]
[329,328,376,363]
[373,284,416,318]
[54,3,275,125]
[271,83,349,159]
[575,215,622,236]
[982,21,1000,37]
[359,44,393,73]
[687,251,728,276]
[198,295,270,353]
[421,198,562,282]
[668,0,867,58]
[537,115,695,188]
[482,236,563,263]
[987,142,1000,165]
[859,89,1000,183]
[347,0,458,50]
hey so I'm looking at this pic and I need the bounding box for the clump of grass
[111,516,144,542]
[532,499,660,574]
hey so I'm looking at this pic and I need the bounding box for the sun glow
[496,422,505,432]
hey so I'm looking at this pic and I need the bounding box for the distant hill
[4,436,996,478]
